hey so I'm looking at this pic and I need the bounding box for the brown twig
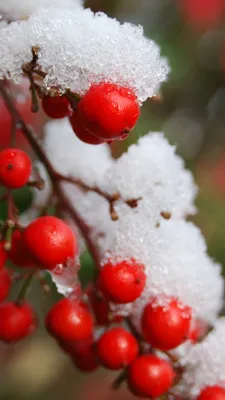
[17,273,34,302]
[112,369,127,390]
[0,82,101,271]
[28,179,45,190]
[7,190,17,222]
[56,173,140,220]
[27,71,39,113]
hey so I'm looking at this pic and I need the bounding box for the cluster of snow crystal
[175,318,225,398]
[0,7,169,102]
[104,210,223,325]
[103,133,198,219]
[50,262,80,297]
[43,118,114,188]
[0,0,83,20]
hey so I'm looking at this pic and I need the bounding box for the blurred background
[1,0,225,398]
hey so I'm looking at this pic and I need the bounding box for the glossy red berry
[0,302,36,342]
[78,83,140,140]
[99,259,146,304]
[96,327,138,370]
[128,355,175,398]
[61,338,98,372]
[42,95,71,119]
[23,216,77,269]
[46,298,93,342]
[8,230,35,268]
[197,386,225,400]
[179,0,224,30]
[86,284,122,325]
[0,242,7,269]
[0,269,11,302]
[142,298,192,351]
[70,111,106,145]
[0,148,32,189]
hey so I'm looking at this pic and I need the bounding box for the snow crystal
[0,0,83,20]
[0,7,169,102]
[176,318,225,398]
[103,133,197,219]
[43,118,114,188]
[50,261,80,297]
[103,212,223,325]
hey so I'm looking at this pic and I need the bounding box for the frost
[103,133,198,219]
[176,318,225,398]
[0,7,169,102]
[0,0,83,20]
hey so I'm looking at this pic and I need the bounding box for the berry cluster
[0,2,224,399]
[41,82,140,145]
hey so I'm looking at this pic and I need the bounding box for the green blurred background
[1,0,225,398]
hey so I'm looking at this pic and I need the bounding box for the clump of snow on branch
[0,0,83,20]
[103,133,198,219]
[175,318,225,398]
[0,7,169,102]
[25,118,224,322]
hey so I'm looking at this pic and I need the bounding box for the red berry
[128,355,175,398]
[99,259,146,304]
[188,318,208,343]
[96,327,138,370]
[42,95,71,119]
[46,298,93,342]
[0,148,32,189]
[70,111,106,145]
[142,298,192,351]
[60,338,98,372]
[197,386,225,400]
[0,302,36,342]
[0,269,11,302]
[86,284,122,325]
[179,0,224,30]
[23,216,77,269]
[78,83,140,140]
[0,242,7,269]
[8,230,35,268]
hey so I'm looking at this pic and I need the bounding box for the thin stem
[56,174,140,220]
[0,83,101,271]
[27,71,39,113]
[7,190,17,221]
[17,274,34,302]
[112,369,127,390]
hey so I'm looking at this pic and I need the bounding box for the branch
[17,273,34,302]
[112,369,127,390]
[0,83,101,271]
